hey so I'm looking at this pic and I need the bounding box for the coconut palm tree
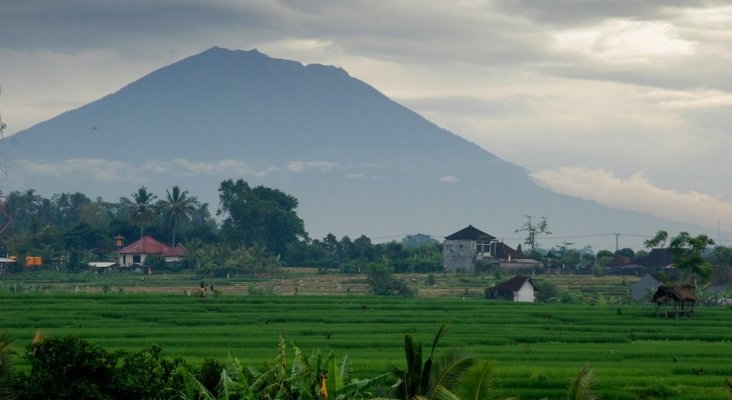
[131,186,157,239]
[159,185,196,247]
[455,361,503,400]
[566,364,596,400]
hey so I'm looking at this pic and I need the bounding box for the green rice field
[2,292,732,399]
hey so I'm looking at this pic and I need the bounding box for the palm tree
[388,325,476,400]
[159,186,196,247]
[566,364,596,400]
[131,186,157,239]
[455,361,502,400]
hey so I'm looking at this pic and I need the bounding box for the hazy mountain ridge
[3,47,714,249]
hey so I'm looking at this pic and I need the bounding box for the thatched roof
[652,285,697,304]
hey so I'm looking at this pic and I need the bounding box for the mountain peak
[3,48,708,249]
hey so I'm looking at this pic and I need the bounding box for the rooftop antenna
[0,85,13,235]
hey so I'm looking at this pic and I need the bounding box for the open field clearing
[2,291,732,399]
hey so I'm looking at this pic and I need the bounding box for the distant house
[442,225,541,273]
[117,236,187,268]
[631,273,661,301]
[486,275,537,302]
[443,225,495,273]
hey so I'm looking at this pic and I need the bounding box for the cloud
[554,19,696,63]
[16,158,283,182]
[531,166,732,231]
[439,175,459,183]
[286,161,339,173]
[18,158,137,182]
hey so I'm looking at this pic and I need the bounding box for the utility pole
[615,233,620,252]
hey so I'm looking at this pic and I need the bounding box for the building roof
[118,236,186,257]
[490,275,536,292]
[89,262,117,268]
[445,225,495,241]
[652,284,697,303]
[493,242,528,260]
[636,248,673,268]
[166,245,187,257]
[606,255,632,267]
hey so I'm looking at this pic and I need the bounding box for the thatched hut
[651,285,697,318]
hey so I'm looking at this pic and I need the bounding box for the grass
[1,288,732,399]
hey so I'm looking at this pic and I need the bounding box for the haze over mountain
[3,47,715,250]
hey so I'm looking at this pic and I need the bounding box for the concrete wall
[443,239,475,272]
[514,282,535,302]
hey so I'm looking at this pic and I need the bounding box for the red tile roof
[118,236,186,257]
[166,245,187,257]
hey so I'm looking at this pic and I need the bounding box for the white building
[486,276,537,302]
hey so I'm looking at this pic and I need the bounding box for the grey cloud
[400,95,535,118]
[0,1,282,52]
[286,161,339,173]
[494,0,720,26]
[17,158,138,182]
[15,158,284,182]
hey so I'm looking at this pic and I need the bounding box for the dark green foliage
[645,230,715,283]
[365,263,414,297]
[535,280,560,303]
[0,333,15,400]
[196,358,226,394]
[18,336,185,400]
[63,222,110,256]
[19,336,117,400]
[65,248,87,273]
[218,179,307,255]
[113,344,186,399]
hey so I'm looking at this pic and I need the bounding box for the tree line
[0,180,441,278]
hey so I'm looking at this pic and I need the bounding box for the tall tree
[159,185,196,247]
[131,186,157,239]
[644,230,715,284]
[217,179,307,255]
[515,215,551,254]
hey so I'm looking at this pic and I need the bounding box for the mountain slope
[3,47,711,249]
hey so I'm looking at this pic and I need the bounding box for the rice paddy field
[2,290,732,399]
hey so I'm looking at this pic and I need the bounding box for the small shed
[486,276,537,302]
[652,285,697,318]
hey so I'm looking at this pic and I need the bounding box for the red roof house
[117,236,187,267]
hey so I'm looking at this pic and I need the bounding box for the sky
[1,0,732,237]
